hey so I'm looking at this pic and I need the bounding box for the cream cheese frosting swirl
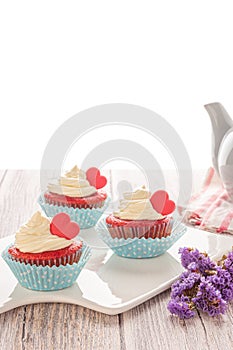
[15,212,72,253]
[47,165,97,198]
[114,186,165,220]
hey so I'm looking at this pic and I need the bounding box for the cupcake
[96,186,186,259]
[39,165,110,229]
[106,186,175,239]
[1,211,91,290]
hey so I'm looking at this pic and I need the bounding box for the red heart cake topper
[150,190,176,216]
[50,213,80,240]
[86,167,107,189]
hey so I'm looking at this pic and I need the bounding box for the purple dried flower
[179,247,216,274]
[193,278,227,316]
[223,251,233,276]
[167,295,196,319]
[168,247,233,320]
[207,266,233,302]
[179,247,200,269]
[171,271,200,298]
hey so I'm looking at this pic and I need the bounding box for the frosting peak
[64,165,86,179]
[114,186,165,221]
[123,185,150,200]
[15,211,72,253]
[47,165,97,198]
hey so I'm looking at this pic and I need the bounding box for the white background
[1,0,233,170]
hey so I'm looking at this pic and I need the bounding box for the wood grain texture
[22,304,121,350]
[120,291,233,350]
[0,170,233,350]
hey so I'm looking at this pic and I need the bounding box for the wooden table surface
[0,170,233,350]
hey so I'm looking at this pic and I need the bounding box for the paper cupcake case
[96,218,187,259]
[1,243,91,291]
[38,195,111,229]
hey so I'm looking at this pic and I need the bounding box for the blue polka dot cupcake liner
[38,194,111,229]
[1,242,91,291]
[96,217,187,259]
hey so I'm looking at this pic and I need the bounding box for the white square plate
[1,228,233,315]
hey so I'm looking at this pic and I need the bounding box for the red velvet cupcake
[2,211,91,291]
[106,186,175,239]
[8,212,83,266]
[44,165,107,209]
[39,166,110,229]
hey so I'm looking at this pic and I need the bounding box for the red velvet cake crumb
[105,214,173,239]
[8,241,83,266]
[44,190,107,209]
[106,214,169,227]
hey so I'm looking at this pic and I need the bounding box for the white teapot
[205,102,233,200]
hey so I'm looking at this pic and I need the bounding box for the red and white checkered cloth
[183,167,233,235]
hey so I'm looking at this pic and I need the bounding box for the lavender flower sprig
[168,247,233,319]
